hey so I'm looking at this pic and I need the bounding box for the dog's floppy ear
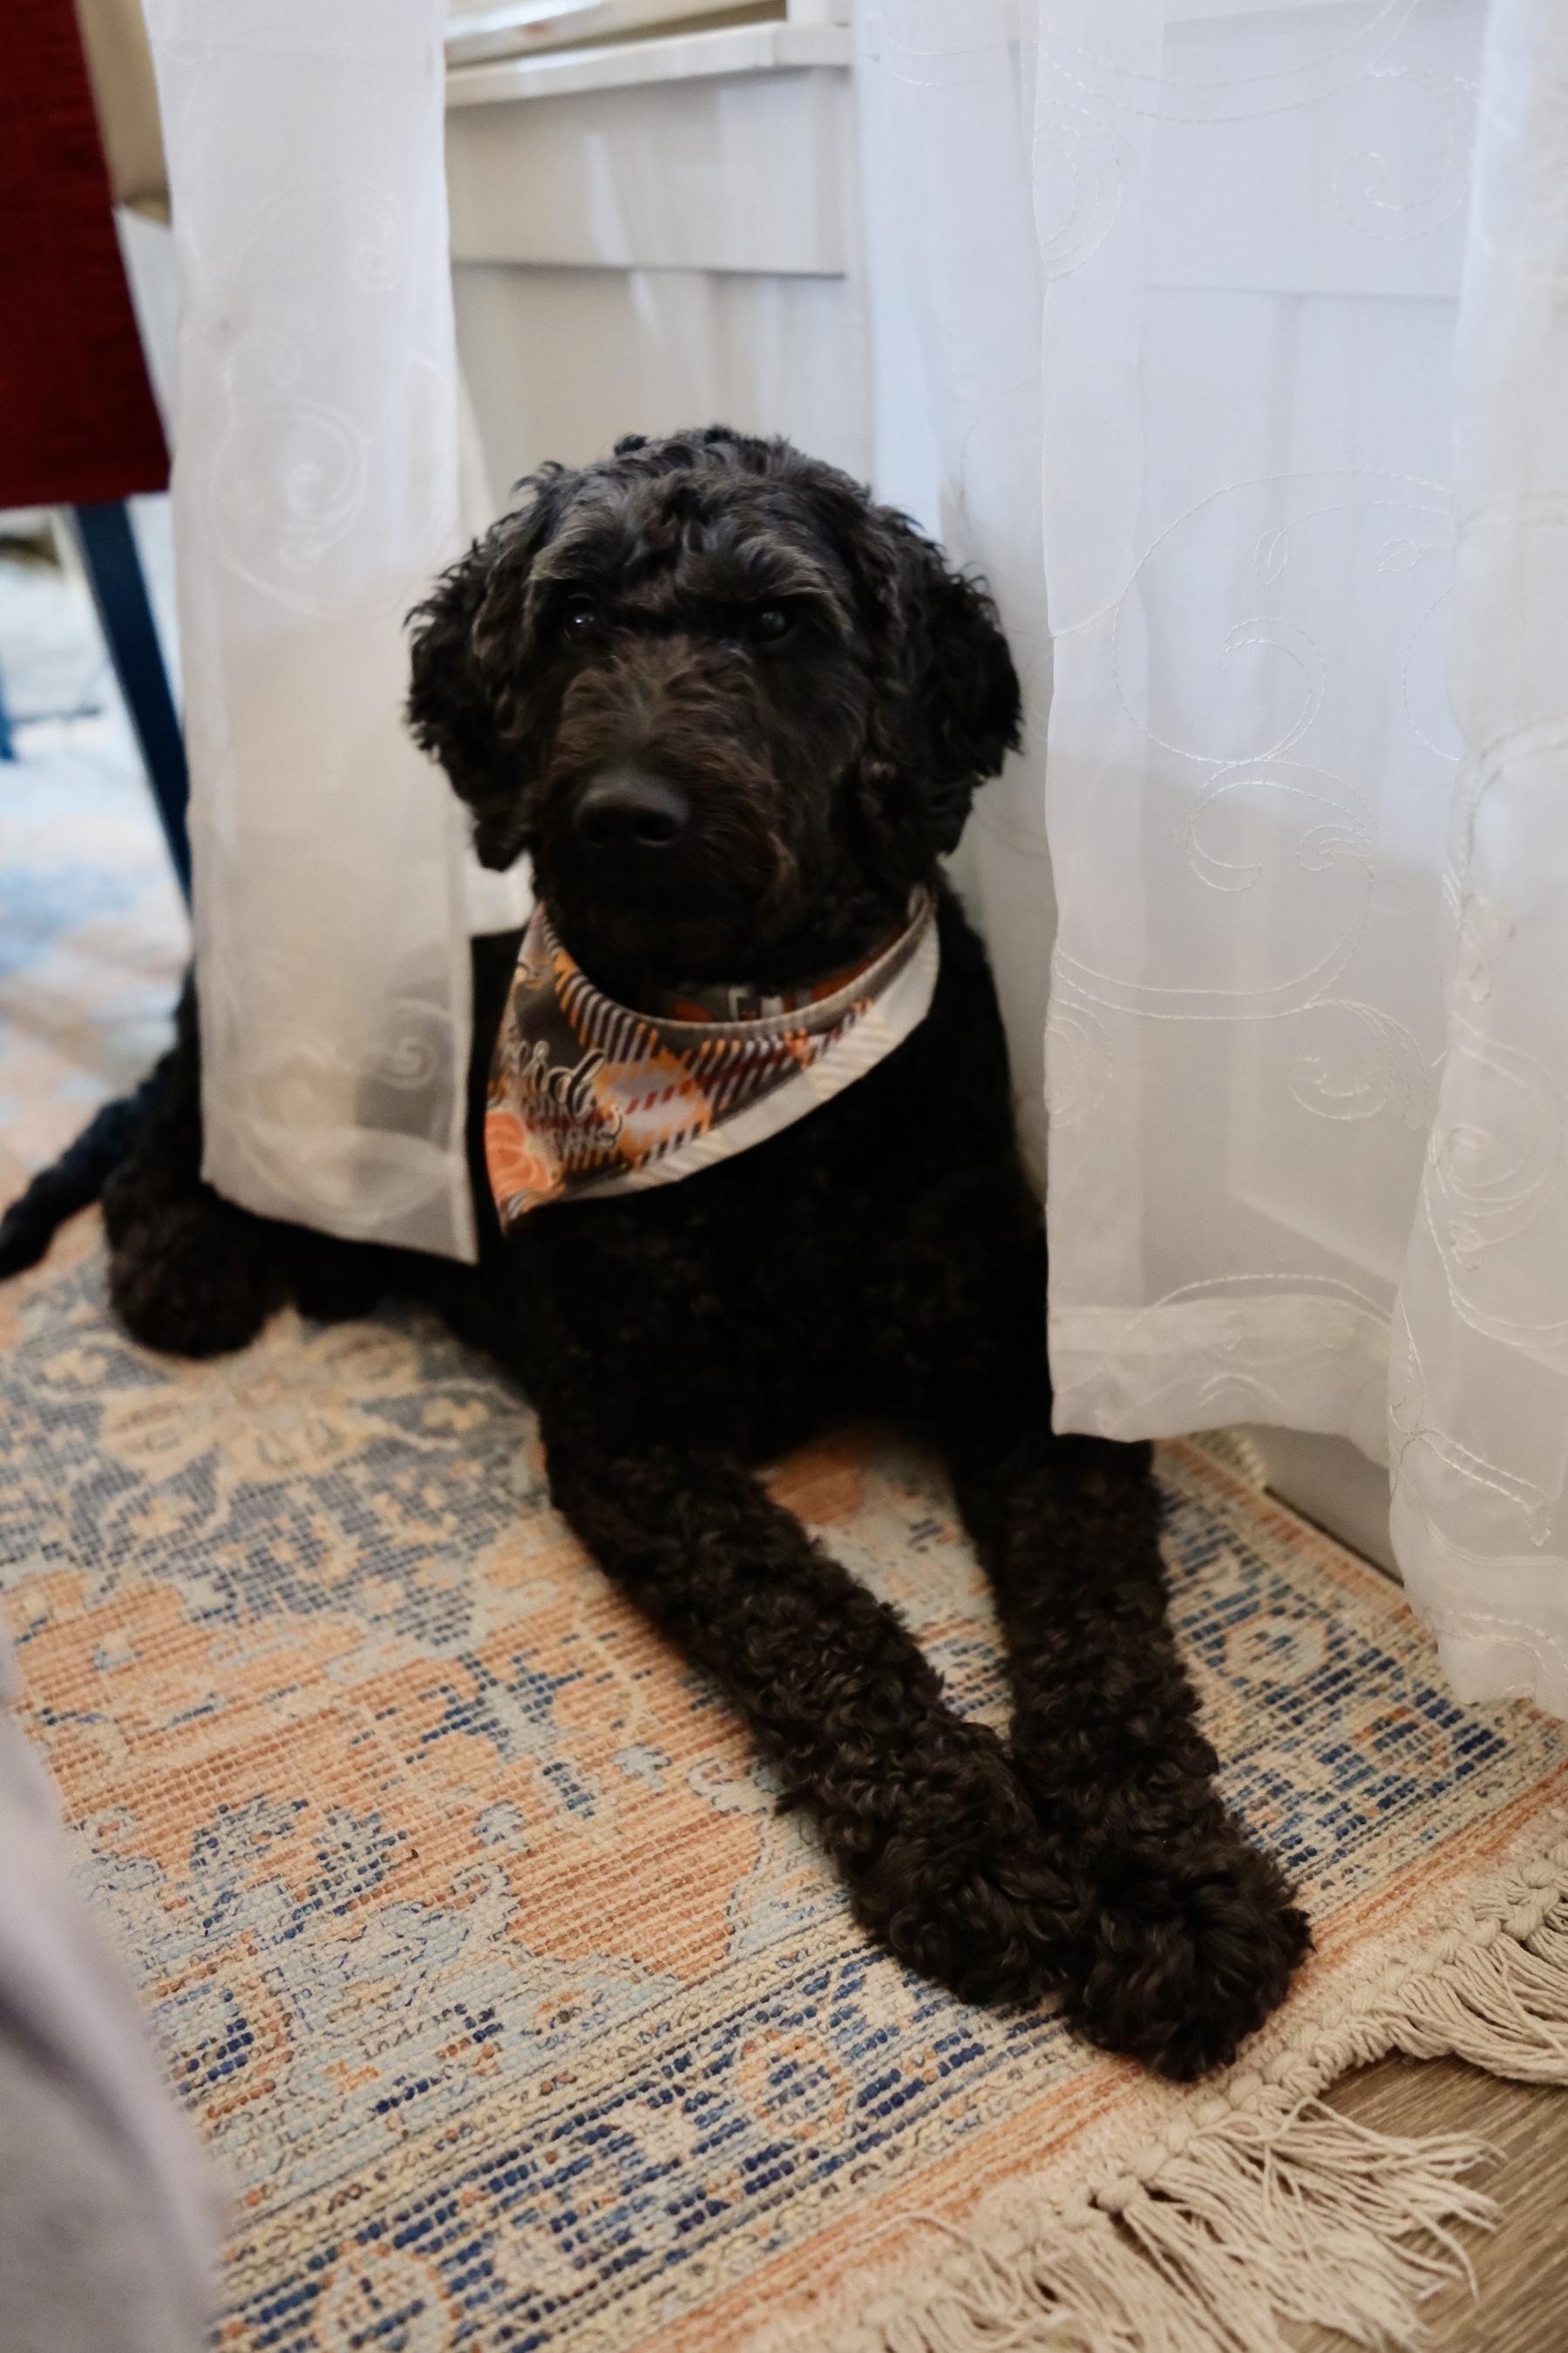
[791,466,1019,864]
[886,518,1022,853]
[406,468,569,867]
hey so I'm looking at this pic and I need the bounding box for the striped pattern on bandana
[485,892,939,1225]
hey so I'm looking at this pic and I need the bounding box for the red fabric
[0,0,168,509]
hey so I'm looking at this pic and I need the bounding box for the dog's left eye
[751,605,792,643]
[562,598,600,639]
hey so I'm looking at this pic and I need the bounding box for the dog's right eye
[562,598,600,640]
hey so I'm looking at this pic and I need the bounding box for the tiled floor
[0,536,187,1204]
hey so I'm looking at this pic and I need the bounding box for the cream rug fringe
[784,1832,1568,2353]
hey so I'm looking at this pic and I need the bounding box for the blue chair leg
[0,657,13,761]
[71,500,192,904]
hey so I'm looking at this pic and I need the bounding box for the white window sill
[446,18,852,107]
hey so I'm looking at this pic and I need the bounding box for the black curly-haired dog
[1,427,1308,2078]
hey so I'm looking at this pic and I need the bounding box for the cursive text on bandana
[485,893,939,1225]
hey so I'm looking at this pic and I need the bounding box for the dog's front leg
[98,976,285,1354]
[947,1396,1311,2079]
[543,1427,1076,2008]
[93,975,397,1356]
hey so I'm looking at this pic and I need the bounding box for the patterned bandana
[485,890,938,1225]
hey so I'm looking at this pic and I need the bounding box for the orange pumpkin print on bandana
[484,1103,563,1220]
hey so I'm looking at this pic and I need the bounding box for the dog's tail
[0,1071,162,1279]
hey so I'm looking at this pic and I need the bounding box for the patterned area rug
[3,1232,1568,2353]
[4,551,1568,2353]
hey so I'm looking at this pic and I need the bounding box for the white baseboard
[1239,1425,1399,1579]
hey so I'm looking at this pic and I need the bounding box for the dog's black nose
[574,769,691,853]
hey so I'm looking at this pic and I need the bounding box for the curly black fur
[0,1077,165,1278]
[17,427,1308,2078]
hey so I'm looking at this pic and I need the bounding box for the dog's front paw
[106,1196,278,1358]
[824,1723,1075,2008]
[1067,1826,1310,2081]
[286,1228,386,1326]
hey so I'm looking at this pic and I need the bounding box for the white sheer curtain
[859,0,1568,1715]
[856,3,1056,1183]
[1391,0,1568,1712]
[145,0,479,1261]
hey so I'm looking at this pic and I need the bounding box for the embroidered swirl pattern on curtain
[859,0,1568,1715]
[1389,0,1568,1714]
[145,0,477,1261]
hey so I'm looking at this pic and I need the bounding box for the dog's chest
[472,894,1026,1444]
[505,1046,923,1437]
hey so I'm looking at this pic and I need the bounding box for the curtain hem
[1049,1297,1390,1466]
[1391,1484,1568,1718]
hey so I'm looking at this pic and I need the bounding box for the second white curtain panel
[858,2,1568,1718]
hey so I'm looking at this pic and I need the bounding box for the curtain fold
[1388,0,1568,1713]
[852,2,1056,1179]
[1028,0,1478,1466]
[861,0,1568,1715]
[145,0,478,1261]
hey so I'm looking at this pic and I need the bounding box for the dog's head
[408,427,1019,990]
